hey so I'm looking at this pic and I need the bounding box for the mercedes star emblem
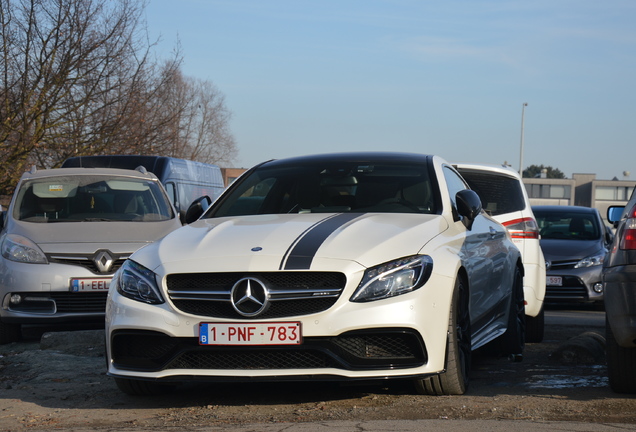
[231,277,270,317]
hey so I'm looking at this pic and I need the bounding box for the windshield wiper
[46,219,82,222]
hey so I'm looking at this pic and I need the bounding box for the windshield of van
[14,175,174,222]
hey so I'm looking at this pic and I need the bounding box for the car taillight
[620,206,636,250]
[502,217,540,239]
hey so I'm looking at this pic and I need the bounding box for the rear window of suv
[459,171,526,216]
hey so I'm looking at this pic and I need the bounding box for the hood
[133,213,449,273]
[539,238,604,261]
[7,219,181,253]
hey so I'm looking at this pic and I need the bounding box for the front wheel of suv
[606,315,636,393]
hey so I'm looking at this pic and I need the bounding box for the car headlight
[0,233,48,264]
[115,260,164,304]
[574,252,605,268]
[351,255,433,303]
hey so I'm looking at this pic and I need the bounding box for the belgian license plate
[70,278,111,292]
[547,276,563,286]
[199,322,302,346]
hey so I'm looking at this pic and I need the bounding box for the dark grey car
[532,205,612,305]
[604,188,636,393]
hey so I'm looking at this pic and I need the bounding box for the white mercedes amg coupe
[105,152,525,396]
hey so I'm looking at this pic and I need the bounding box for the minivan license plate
[199,322,302,346]
[70,278,111,292]
[547,276,563,286]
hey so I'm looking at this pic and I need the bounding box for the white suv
[456,163,546,342]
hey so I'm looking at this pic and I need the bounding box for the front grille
[47,255,127,275]
[51,292,108,313]
[548,260,579,271]
[167,272,346,319]
[111,329,427,372]
[545,276,588,300]
[8,291,108,314]
[168,350,338,370]
[332,334,419,359]
[172,298,338,320]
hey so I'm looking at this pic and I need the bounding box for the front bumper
[523,262,546,317]
[545,265,604,303]
[105,272,455,382]
[110,328,428,373]
[0,258,111,324]
[604,264,636,347]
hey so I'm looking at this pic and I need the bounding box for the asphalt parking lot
[0,306,634,431]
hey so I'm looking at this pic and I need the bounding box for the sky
[144,0,636,180]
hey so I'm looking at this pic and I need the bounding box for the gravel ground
[0,317,635,431]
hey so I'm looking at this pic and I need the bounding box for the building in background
[220,168,248,187]
[523,172,635,224]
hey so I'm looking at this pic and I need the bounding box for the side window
[164,182,177,208]
[443,166,468,208]
[459,171,525,216]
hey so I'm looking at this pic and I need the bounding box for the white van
[62,155,225,222]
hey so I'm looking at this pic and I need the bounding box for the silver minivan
[0,166,182,343]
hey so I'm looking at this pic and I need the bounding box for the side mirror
[456,189,482,230]
[184,196,212,224]
[607,206,625,225]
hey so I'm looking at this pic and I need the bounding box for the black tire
[114,377,175,396]
[415,276,471,395]
[606,315,636,393]
[500,266,525,359]
[525,306,545,343]
[0,321,21,345]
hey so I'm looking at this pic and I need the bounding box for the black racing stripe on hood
[281,213,364,270]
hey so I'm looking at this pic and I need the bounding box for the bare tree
[0,0,183,194]
[152,67,238,167]
[0,0,237,196]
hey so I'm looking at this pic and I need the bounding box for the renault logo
[94,250,114,273]
[231,277,270,317]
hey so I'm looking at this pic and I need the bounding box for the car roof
[19,167,160,181]
[258,152,436,168]
[532,205,598,214]
[454,163,521,179]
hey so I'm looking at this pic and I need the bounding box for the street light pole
[518,102,528,176]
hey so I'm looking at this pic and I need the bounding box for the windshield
[535,210,601,240]
[14,175,174,223]
[208,161,439,217]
